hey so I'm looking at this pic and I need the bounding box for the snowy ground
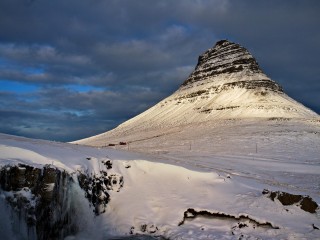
[1,117,320,239]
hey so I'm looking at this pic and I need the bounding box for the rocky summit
[182,40,263,85]
[180,39,283,93]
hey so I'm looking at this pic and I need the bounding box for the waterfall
[0,164,97,240]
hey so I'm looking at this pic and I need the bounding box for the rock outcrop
[262,189,319,213]
[77,159,123,215]
[0,164,78,239]
[0,161,123,239]
[181,40,281,93]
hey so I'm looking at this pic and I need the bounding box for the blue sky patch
[0,80,39,93]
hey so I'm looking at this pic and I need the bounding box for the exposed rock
[177,79,282,102]
[178,208,279,229]
[102,158,113,169]
[220,79,283,92]
[0,164,78,240]
[77,172,110,215]
[127,224,160,237]
[216,106,240,111]
[0,161,124,238]
[262,189,318,213]
[312,224,319,230]
[77,170,123,215]
[180,40,282,92]
[268,117,291,121]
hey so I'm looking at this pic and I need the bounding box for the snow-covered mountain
[1,40,319,240]
[76,40,317,147]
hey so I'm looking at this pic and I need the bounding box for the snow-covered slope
[1,132,320,239]
[75,40,317,147]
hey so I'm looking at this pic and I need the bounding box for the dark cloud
[0,86,164,141]
[0,0,319,141]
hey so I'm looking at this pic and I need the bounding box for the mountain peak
[181,40,266,89]
[75,39,318,147]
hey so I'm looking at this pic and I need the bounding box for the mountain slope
[76,40,317,147]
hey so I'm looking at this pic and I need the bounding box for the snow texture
[1,121,320,239]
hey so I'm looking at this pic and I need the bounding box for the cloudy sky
[0,0,319,142]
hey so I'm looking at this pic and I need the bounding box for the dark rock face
[178,208,280,239]
[221,79,283,92]
[78,172,109,215]
[178,208,279,229]
[0,164,78,240]
[77,159,123,215]
[77,172,115,215]
[181,40,282,92]
[262,189,319,213]
[0,158,124,239]
[177,79,283,102]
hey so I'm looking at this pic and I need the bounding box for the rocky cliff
[0,161,122,240]
[181,40,280,90]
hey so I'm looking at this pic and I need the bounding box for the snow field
[1,132,319,239]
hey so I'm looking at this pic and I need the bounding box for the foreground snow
[1,126,319,239]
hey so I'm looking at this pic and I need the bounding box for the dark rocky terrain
[180,40,282,93]
[0,161,122,239]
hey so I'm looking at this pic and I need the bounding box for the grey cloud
[0,43,95,84]
[0,109,114,142]
[0,0,319,141]
[35,87,163,119]
[0,86,164,141]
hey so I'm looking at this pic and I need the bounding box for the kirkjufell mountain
[76,40,318,147]
[1,40,320,239]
